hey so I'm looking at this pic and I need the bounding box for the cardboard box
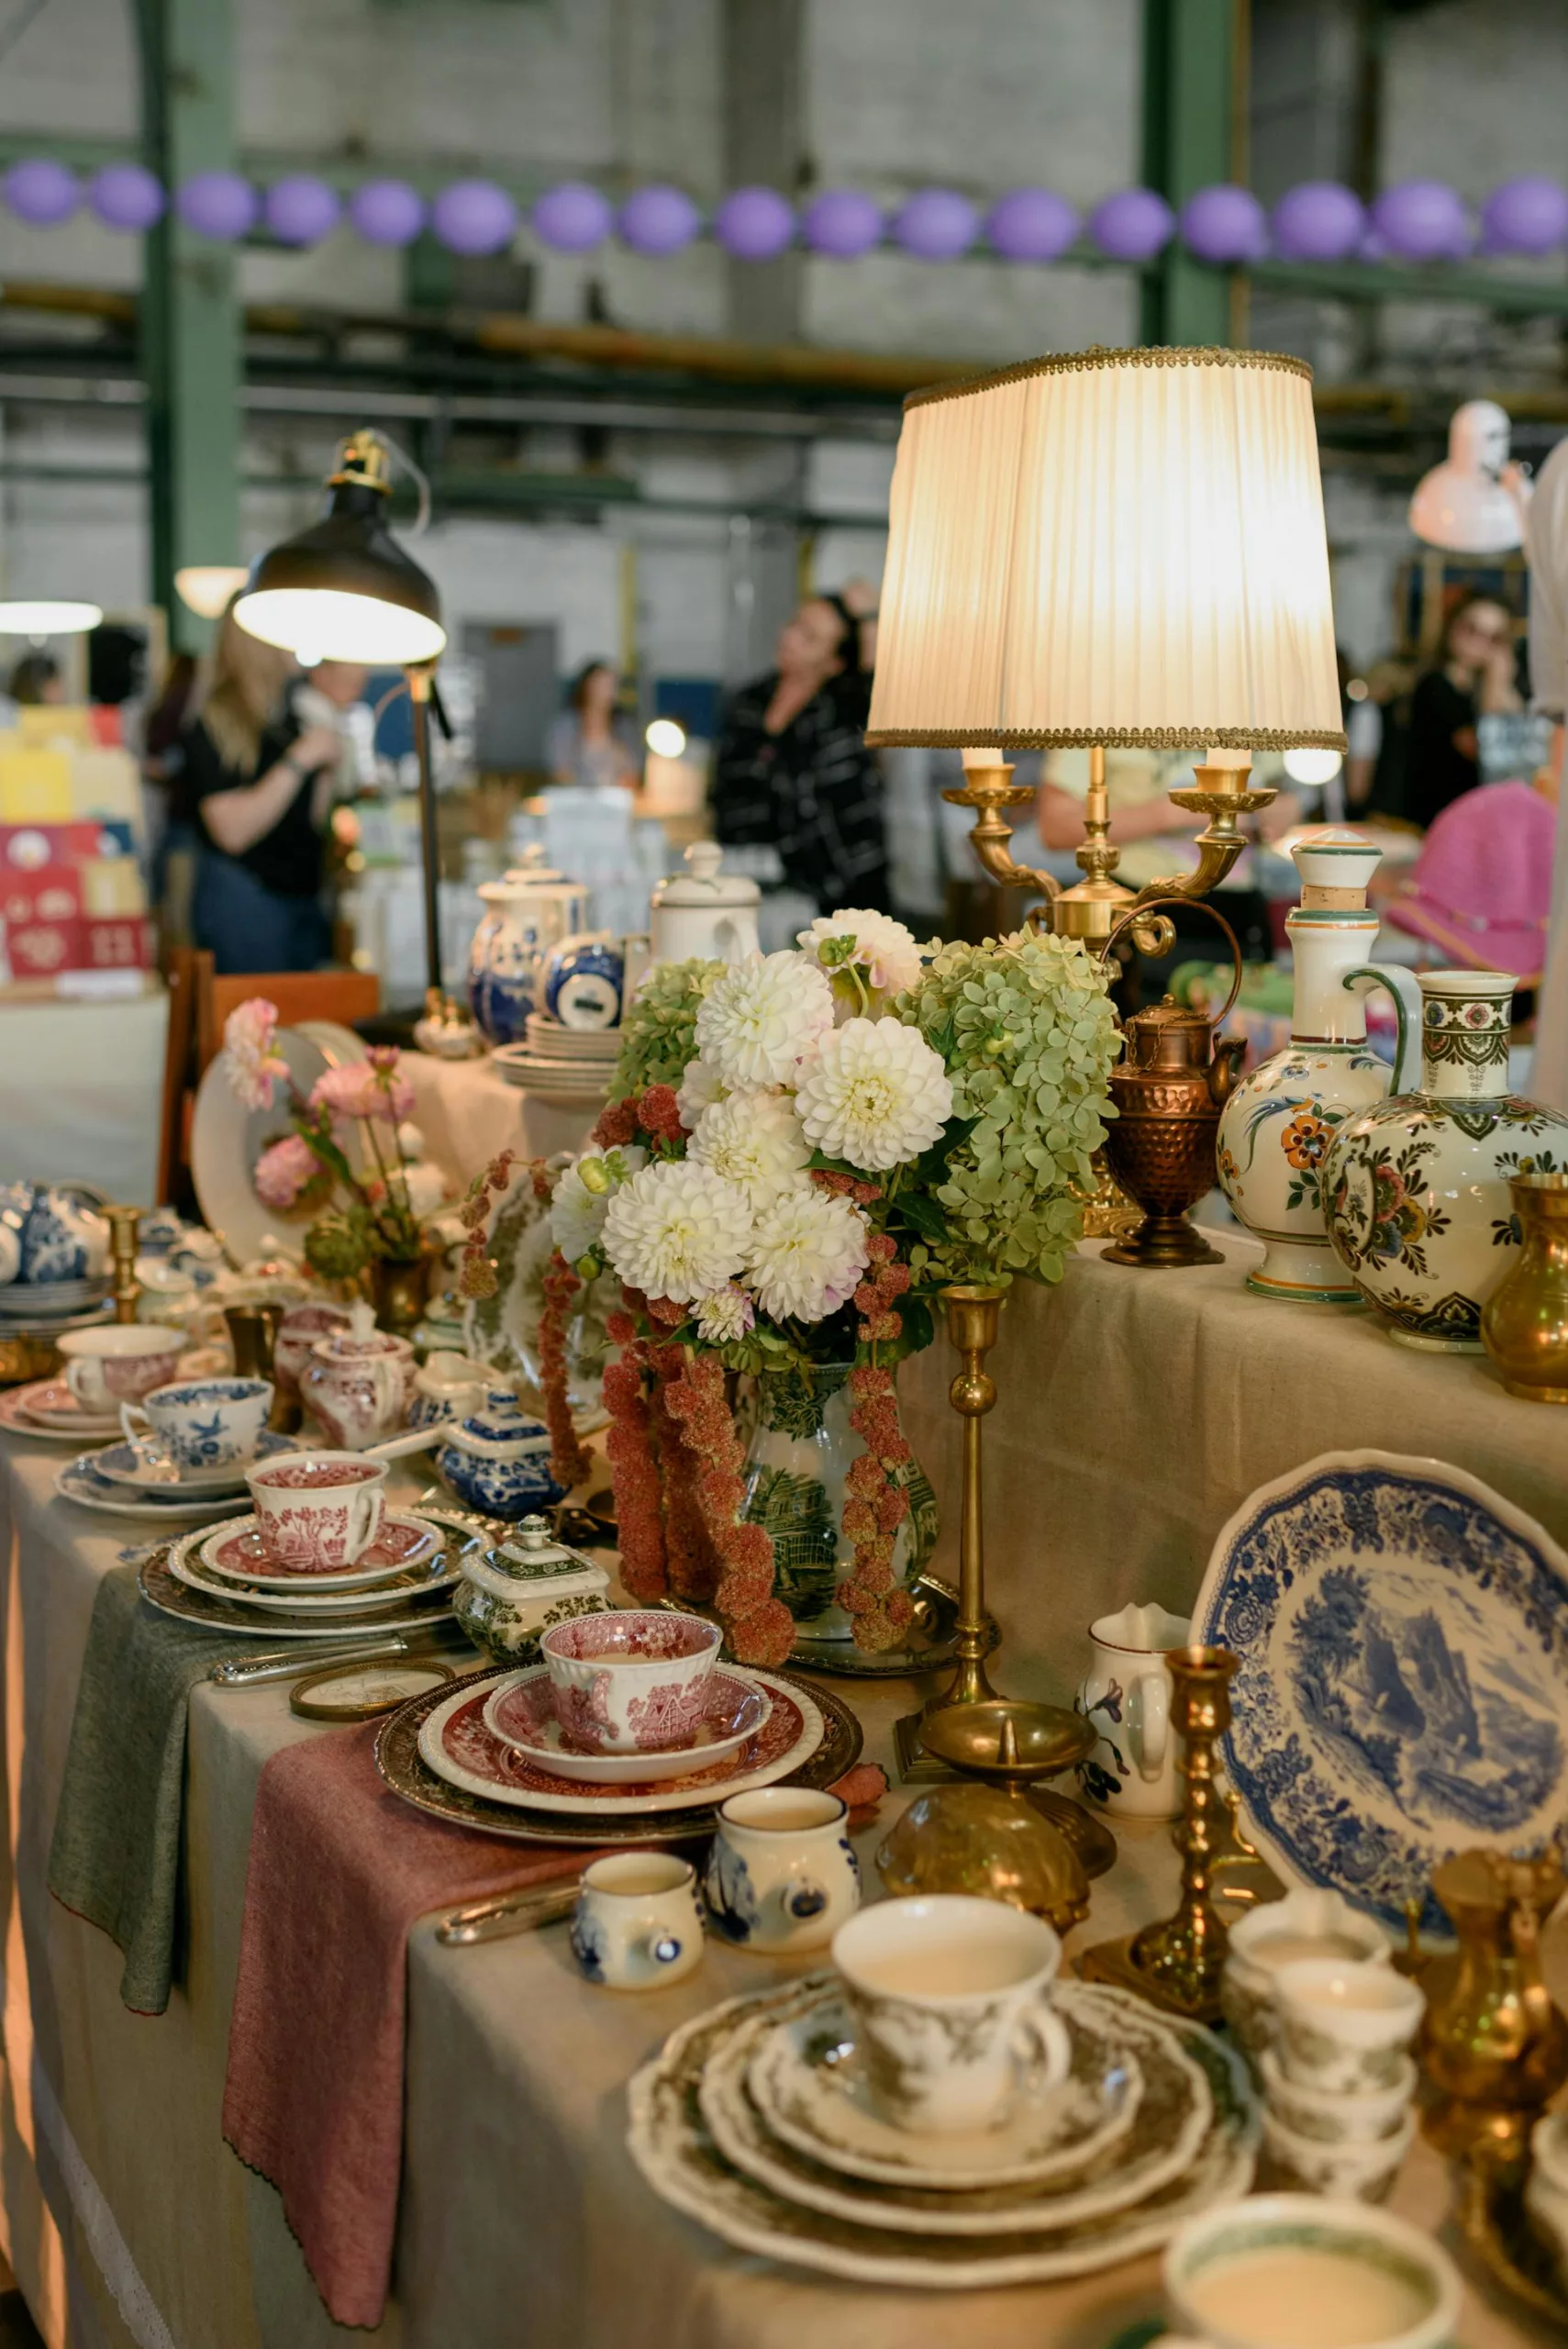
[0,748,72,823]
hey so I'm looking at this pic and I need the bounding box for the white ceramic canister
[703,1787,861,1953]
[1322,966,1568,1351]
[468,847,589,1045]
[1074,1602,1190,1820]
[1217,831,1419,1303]
[569,1854,705,1990]
[649,841,761,967]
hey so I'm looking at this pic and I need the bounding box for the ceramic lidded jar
[1322,969,1568,1351]
[467,847,589,1045]
[298,1301,416,1448]
[408,1348,492,1431]
[649,841,761,966]
[1217,830,1418,1302]
[434,1385,569,1519]
[451,1511,610,1662]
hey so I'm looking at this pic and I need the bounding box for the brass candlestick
[895,1285,1116,1880]
[1080,1643,1239,2019]
[105,1205,141,1324]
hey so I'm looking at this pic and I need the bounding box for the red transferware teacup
[244,1451,388,1572]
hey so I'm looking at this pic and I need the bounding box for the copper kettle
[1097,899,1245,1269]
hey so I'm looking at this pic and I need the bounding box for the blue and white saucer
[1194,1450,1568,1940]
[90,1429,295,1496]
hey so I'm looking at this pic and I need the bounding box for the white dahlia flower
[694,1283,756,1346]
[794,1017,952,1173]
[746,1188,870,1324]
[601,1160,753,1305]
[689,1090,812,1209]
[550,1144,648,1265]
[694,950,834,1088]
[674,1054,728,1130]
[797,908,925,1008]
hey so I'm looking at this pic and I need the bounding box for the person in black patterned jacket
[711,593,890,915]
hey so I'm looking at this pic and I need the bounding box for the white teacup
[1259,2046,1416,2146]
[704,1787,861,1954]
[120,1375,272,1472]
[1221,1889,1392,2074]
[58,1323,184,1414]
[246,1452,388,1571]
[1162,2192,1461,2349]
[1261,2103,1415,2204]
[569,1854,704,1990]
[1275,1958,1424,2096]
[831,1894,1070,2136]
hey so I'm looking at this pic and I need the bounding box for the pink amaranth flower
[252,1131,319,1209]
[222,997,289,1111]
[309,1061,416,1123]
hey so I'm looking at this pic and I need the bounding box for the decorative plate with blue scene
[1194,1451,1568,1940]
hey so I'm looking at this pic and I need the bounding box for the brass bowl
[877,1785,1091,1932]
[917,1698,1094,1783]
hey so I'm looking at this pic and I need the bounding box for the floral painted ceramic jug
[1321,968,1568,1350]
[298,1302,416,1447]
[1073,1601,1191,1820]
[1217,830,1418,1301]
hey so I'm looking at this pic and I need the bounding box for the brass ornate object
[1079,1644,1240,2020]
[894,1286,1115,1880]
[1095,898,1245,1270]
[876,1784,1091,1933]
[105,1204,141,1325]
[1419,1844,1568,2155]
[1482,1171,1568,1404]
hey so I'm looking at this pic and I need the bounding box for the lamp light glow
[235,586,445,665]
[174,564,250,619]
[645,717,687,758]
[0,599,102,635]
[1283,747,1344,786]
[233,431,447,663]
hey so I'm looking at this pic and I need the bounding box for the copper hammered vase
[1482,1171,1568,1404]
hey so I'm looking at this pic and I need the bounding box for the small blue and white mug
[120,1376,273,1473]
[569,1854,704,1990]
[543,933,626,1030]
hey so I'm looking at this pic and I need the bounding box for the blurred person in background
[1345,657,1417,819]
[550,660,638,792]
[1406,593,1520,830]
[183,599,341,974]
[6,650,63,706]
[713,591,889,916]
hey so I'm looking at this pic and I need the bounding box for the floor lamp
[233,429,475,1050]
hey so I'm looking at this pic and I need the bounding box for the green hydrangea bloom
[896,929,1120,1287]
[609,957,726,1099]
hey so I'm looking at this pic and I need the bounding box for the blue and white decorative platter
[1193,1450,1568,1941]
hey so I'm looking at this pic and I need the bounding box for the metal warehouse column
[1140,0,1245,348]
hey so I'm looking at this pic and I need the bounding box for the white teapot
[649,841,760,966]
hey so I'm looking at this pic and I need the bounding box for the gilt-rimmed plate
[627,1981,1256,2288]
[175,1514,450,1611]
[419,1668,821,1816]
[1194,1450,1568,1941]
[710,1981,1213,2235]
[198,1511,439,1592]
[745,1976,1161,2194]
[482,1663,773,1785]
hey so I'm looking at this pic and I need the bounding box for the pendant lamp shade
[234,433,446,664]
[0,600,102,635]
[865,345,1345,752]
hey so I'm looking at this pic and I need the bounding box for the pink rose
[308,1063,416,1123]
[253,1132,319,1209]
[222,997,289,1112]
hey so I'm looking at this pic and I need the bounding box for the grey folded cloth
[47,1564,254,2015]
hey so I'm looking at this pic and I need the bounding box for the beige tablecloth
[1,1235,1565,2347]
[0,988,169,1207]
[401,1052,601,1191]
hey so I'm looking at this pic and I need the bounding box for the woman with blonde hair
[183,598,341,973]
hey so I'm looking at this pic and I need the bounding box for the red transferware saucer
[483,1664,773,1786]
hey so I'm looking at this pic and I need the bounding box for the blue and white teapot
[467,850,588,1046]
[0,1181,110,1286]
[434,1384,570,1520]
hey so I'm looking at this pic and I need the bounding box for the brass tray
[658,1573,998,1682]
[373,1661,863,1849]
[1458,2148,1568,2329]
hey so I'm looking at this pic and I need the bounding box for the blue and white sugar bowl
[434,1385,569,1520]
[543,933,626,1031]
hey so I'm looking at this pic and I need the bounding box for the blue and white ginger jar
[434,1386,570,1520]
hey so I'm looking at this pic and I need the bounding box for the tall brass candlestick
[1080,1643,1240,2017]
[936,1283,1005,1712]
[105,1205,141,1325]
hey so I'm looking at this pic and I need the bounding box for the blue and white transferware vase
[434,1386,569,1520]
[543,933,625,1030]
[466,850,588,1046]
[1321,967,1568,1351]
[1216,831,1419,1302]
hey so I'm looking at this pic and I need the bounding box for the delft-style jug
[1098,900,1246,1269]
[1217,830,1419,1301]
[1321,968,1568,1351]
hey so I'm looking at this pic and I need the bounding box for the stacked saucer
[628,1976,1258,2286]
[490,1014,619,1106]
[0,1277,110,1322]
[52,1428,298,1522]
[0,1375,124,1445]
[139,1510,468,1642]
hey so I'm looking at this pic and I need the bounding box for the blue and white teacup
[569,1854,704,1990]
[543,933,626,1030]
[704,1787,861,1954]
[120,1376,273,1474]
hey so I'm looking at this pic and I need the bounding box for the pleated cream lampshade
[865,345,1346,754]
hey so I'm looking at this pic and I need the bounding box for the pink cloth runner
[223,1720,889,2329]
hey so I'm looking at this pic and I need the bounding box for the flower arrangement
[222,998,447,1282]
[460,910,1120,1664]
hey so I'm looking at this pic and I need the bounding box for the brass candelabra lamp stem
[1079,1643,1240,2018]
[935,1283,1005,1712]
[105,1205,141,1325]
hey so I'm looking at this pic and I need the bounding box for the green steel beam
[1140,0,1238,345]
[135,0,241,652]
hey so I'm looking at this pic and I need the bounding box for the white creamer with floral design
[1217,831,1419,1302]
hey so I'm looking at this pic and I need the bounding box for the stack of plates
[374,1657,863,1848]
[0,1375,123,1445]
[139,1508,470,1641]
[628,1975,1258,2287]
[491,1022,617,1105]
[52,1429,298,1520]
[0,1279,111,1323]
[524,1015,621,1062]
